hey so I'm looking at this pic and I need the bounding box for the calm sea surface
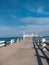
[37,36,49,40]
[37,36,49,43]
[0,36,49,41]
[0,37,23,41]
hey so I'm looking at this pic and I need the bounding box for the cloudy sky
[0,0,49,37]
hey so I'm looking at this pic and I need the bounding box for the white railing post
[10,39,15,45]
[17,39,19,42]
[41,38,46,51]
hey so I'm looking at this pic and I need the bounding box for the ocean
[0,36,49,45]
[0,37,23,46]
[0,36,49,41]
[37,36,49,44]
[37,36,49,40]
[0,37,23,41]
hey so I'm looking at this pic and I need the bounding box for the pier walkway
[0,38,49,65]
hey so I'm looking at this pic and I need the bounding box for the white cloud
[35,17,49,24]
[20,17,33,22]
[36,7,44,13]
[25,4,44,13]
[10,14,16,18]
[25,4,49,14]
[0,25,26,37]
[21,25,49,33]
[37,7,49,14]
[0,24,49,37]
[20,16,49,25]
[25,5,36,12]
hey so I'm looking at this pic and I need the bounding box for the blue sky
[0,0,49,37]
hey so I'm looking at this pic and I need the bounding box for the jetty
[0,38,49,65]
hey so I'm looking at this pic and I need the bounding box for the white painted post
[17,39,19,42]
[10,39,15,45]
[20,38,22,41]
[42,38,46,51]
[23,32,25,40]
[38,39,39,45]
[10,40,13,45]
[23,34,25,40]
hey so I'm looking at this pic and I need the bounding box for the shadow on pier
[32,37,49,65]
[45,43,49,52]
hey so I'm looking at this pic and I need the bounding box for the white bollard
[10,39,15,45]
[10,40,12,45]
[23,35,25,40]
[42,38,46,43]
[41,38,46,51]
[37,40,40,45]
[17,39,19,42]
[20,38,22,41]
[23,37,25,40]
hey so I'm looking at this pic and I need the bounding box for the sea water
[37,36,49,43]
[0,37,23,41]
[0,37,23,45]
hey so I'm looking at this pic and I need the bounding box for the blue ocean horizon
[0,37,23,41]
[37,36,49,40]
[0,36,49,46]
[0,36,49,41]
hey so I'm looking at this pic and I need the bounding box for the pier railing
[0,37,23,47]
[32,37,49,65]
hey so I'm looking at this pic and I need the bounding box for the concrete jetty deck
[0,38,49,65]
